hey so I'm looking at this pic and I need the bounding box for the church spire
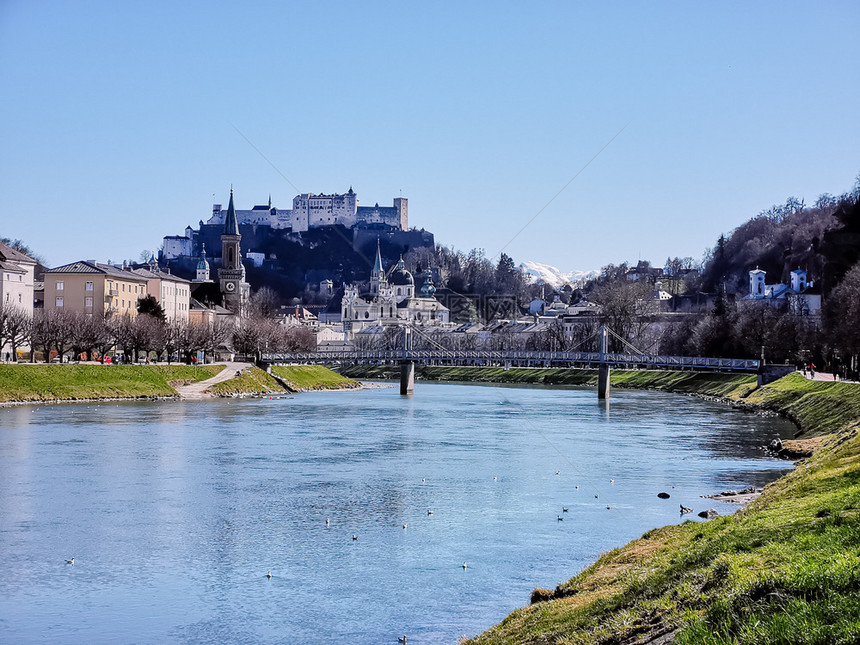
[224,188,239,235]
[372,237,383,273]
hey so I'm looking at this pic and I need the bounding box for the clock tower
[218,188,250,315]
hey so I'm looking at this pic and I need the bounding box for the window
[4,294,7,303]
[18,294,22,303]
[56,281,64,291]
[85,296,93,307]
[86,282,93,291]
[56,296,64,307]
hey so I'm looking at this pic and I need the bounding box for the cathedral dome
[388,256,414,286]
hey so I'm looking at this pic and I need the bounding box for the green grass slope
[462,374,860,644]
[208,365,358,396]
[465,420,860,644]
[207,366,286,396]
[271,365,359,390]
[0,364,223,402]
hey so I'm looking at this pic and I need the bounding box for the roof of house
[189,298,232,315]
[0,241,38,265]
[0,259,26,274]
[45,261,149,281]
[131,268,191,283]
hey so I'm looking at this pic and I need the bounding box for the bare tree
[249,287,280,319]
[4,306,32,361]
[29,309,76,362]
[163,320,186,364]
[590,279,657,352]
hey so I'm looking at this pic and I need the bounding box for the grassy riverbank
[271,365,360,391]
[0,364,223,402]
[364,368,860,643]
[465,405,860,644]
[208,365,359,396]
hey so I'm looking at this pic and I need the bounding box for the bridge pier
[400,361,415,395]
[598,325,610,399]
[598,363,610,399]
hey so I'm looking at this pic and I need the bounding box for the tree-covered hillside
[699,177,860,296]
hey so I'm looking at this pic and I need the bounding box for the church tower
[219,189,249,314]
[369,238,385,295]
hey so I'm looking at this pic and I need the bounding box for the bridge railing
[261,350,760,372]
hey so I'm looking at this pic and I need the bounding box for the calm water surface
[0,382,796,644]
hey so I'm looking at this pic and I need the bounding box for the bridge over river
[261,326,760,399]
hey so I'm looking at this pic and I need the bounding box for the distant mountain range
[519,261,599,288]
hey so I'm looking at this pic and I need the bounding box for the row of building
[1,190,251,342]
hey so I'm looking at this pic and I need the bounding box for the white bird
[493,476,497,481]
[266,571,272,579]
[352,534,358,541]
[557,515,564,521]
[610,478,615,483]
[555,471,560,476]
[65,558,75,565]
[325,518,330,526]
[427,509,433,515]
[462,562,467,569]
[403,524,408,529]
[562,507,568,513]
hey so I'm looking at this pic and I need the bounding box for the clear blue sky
[1,1,858,272]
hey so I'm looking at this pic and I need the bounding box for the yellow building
[44,261,150,317]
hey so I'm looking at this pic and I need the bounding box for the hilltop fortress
[204,187,406,232]
[163,187,410,261]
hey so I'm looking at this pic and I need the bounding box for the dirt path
[174,362,253,400]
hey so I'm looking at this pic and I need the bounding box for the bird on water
[267,571,272,579]
[65,558,75,565]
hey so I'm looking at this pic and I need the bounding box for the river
[0,382,796,644]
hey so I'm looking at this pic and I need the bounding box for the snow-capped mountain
[518,261,599,288]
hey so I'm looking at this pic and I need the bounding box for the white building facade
[745,268,821,314]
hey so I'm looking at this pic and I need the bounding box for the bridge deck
[261,350,759,372]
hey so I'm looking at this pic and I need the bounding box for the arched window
[397,288,401,296]
[364,311,369,319]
